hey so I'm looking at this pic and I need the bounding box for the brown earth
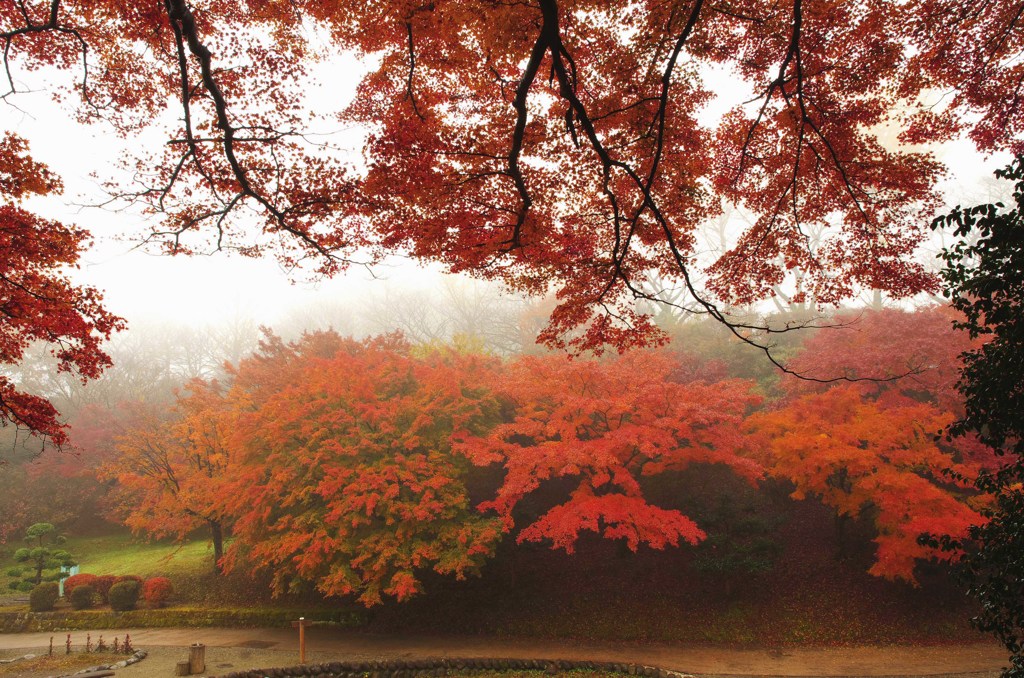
[0,628,1011,678]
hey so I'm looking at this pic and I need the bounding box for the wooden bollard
[189,643,206,674]
[175,659,191,676]
[291,617,313,664]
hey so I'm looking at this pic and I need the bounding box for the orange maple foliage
[747,386,982,582]
[218,332,503,606]
[458,351,762,553]
[104,382,233,572]
[783,307,1001,475]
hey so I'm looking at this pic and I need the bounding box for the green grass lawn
[69,534,217,578]
[0,531,345,615]
[0,531,217,598]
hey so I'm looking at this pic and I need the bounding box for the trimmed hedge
[29,583,60,612]
[142,577,173,608]
[63,573,99,600]
[69,584,97,610]
[108,580,141,611]
[93,575,117,602]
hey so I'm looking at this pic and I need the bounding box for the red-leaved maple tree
[783,307,974,412]
[219,331,503,605]
[3,1,1021,355]
[747,386,982,582]
[0,133,123,446]
[458,351,762,552]
[782,306,1001,474]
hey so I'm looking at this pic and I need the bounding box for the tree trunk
[871,288,883,310]
[209,520,224,574]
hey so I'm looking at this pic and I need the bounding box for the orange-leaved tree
[780,305,1002,494]
[457,351,762,552]
[104,381,234,573]
[219,331,503,606]
[747,386,982,582]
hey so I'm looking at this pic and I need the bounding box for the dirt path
[0,628,1010,677]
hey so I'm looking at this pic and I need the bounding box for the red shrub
[62,573,98,600]
[93,575,117,602]
[114,574,144,585]
[142,577,174,608]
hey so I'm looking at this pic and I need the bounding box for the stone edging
[212,657,694,678]
[0,651,40,665]
[50,649,148,677]
[0,608,365,633]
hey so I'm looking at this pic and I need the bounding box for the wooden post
[189,643,205,674]
[291,617,313,664]
[175,660,191,676]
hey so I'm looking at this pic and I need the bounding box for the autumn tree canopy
[748,386,982,582]
[459,351,762,552]
[783,307,973,412]
[8,314,994,608]
[2,0,1020,362]
[0,133,123,444]
[219,332,504,606]
[104,381,234,572]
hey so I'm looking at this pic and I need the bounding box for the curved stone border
[52,649,148,677]
[212,657,694,678]
[0,652,39,665]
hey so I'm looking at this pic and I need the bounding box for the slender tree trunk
[209,520,224,574]
[871,289,883,310]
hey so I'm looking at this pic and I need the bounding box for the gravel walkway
[0,628,1010,678]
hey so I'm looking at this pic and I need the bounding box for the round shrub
[114,574,144,586]
[142,577,174,608]
[29,582,59,611]
[63,573,98,600]
[107,580,140,611]
[69,584,96,610]
[93,575,116,602]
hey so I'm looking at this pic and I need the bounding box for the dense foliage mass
[0,0,1022,436]
[104,383,233,572]
[928,158,1024,677]
[19,311,986,609]
[0,134,123,445]
[218,333,504,605]
[458,352,760,552]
